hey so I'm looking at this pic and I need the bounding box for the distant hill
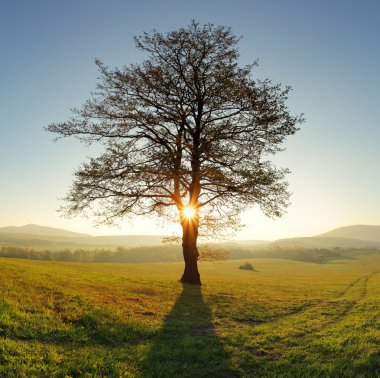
[270,224,380,249]
[316,225,380,243]
[217,240,270,248]
[0,224,89,238]
[1,223,379,264]
[0,224,164,250]
[75,235,164,247]
[272,236,379,249]
[0,223,379,251]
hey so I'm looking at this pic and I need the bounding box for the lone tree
[48,22,302,285]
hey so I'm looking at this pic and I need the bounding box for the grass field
[0,252,379,377]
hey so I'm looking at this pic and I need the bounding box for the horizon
[1,1,379,240]
[1,222,380,242]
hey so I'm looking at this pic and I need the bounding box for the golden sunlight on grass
[183,206,196,220]
[0,253,379,376]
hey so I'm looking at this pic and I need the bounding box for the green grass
[0,253,379,377]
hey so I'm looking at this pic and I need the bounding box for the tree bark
[180,217,201,285]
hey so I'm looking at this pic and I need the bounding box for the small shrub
[239,262,256,271]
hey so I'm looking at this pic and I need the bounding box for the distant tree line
[2,244,371,264]
[0,245,178,263]
[0,245,228,263]
[229,246,342,263]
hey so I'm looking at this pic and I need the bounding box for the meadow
[0,252,379,377]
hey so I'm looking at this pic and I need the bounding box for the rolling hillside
[272,236,380,249]
[0,225,163,250]
[0,224,379,251]
[317,224,380,242]
[272,224,380,249]
[0,224,89,238]
[0,254,379,376]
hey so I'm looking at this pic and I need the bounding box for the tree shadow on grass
[138,283,240,378]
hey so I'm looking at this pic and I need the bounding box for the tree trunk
[180,217,201,285]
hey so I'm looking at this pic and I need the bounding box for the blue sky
[0,0,379,239]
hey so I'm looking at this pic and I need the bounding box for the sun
[183,206,196,220]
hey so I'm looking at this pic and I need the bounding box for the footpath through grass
[0,253,379,377]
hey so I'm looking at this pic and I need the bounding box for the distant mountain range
[0,223,379,250]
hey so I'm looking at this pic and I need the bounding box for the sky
[0,0,379,240]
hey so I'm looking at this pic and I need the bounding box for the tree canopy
[47,22,303,283]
